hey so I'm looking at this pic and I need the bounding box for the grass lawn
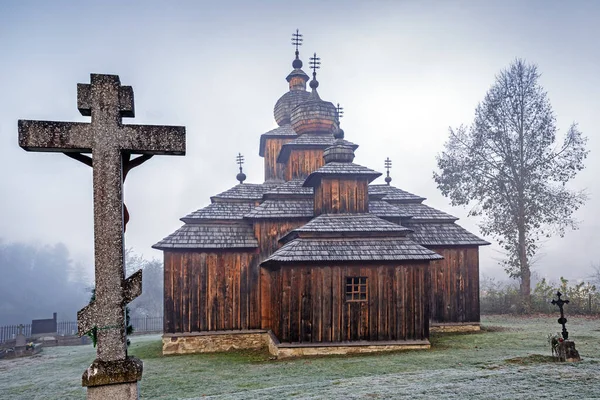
[1,315,599,399]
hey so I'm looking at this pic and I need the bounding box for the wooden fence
[0,317,163,344]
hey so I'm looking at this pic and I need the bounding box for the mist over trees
[0,241,164,326]
[125,249,163,319]
[435,59,588,312]
[0,240,89,325]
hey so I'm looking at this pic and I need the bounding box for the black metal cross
[236,152,244,171]
[385,157,392,185]
[310,52,321,77]
[336,103,344,121]
[236,152,246,184]
[292,29,303,54]
[551,291,570,340]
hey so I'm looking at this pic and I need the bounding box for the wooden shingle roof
[393,203,458,222]
[211,183,278,203]
[369,200,412,219]
[262,237,443,264]
[304,163,382,186]
[280,213,411,243]
[152,223,259,250]
[244,199,416,220]
[277,134,358,163]
[259,124,297,157]
[263,179,313,199]
[181,202,256,223]
[405,222,490,246]
[244,199,313,219]
[368,184,426,203]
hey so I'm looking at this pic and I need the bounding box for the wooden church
[154,33,488,357]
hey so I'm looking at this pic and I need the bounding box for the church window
[346,277,367,301]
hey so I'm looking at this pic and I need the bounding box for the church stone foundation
[163,330,430,358]
[430,323,481,333]
[162,331,270,355]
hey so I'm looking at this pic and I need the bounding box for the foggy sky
[1,0,598,284]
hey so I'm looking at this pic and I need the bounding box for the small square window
[346,277,367,302]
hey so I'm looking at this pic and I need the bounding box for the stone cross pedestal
[15,324,26,348]
[19,74,186,399]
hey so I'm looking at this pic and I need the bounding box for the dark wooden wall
[428,246,480,324]
[163,250,260,333]
[284,149,325,181]
[265,263,430,343]
[314,177,369,215]
[264,138,293,182]
[254,220,310,329]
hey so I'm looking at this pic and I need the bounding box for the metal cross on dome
[385,157,393,185]
[310,52,321,76]
[236,152,246,184]
[292,29,303,53]
[336,103,344,121]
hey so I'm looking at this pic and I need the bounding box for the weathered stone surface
[275,342,431,359]
[162,331,269,355]
[86,382,139,400]
[163,330,430,359]
[557,340,581,362]
[19,73,186,394]
[82,356,143,387]
[430,323,481,333]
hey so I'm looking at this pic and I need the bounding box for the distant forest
[0,240,163,326]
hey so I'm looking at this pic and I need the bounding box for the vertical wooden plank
[190,253,199,332]
[240,251,248,329]
[377,266,385,340]
[386,266,394,340]
[331,266,340,342]
[281,267,291,342]
[199,253,207,331]
[368,265,378,340]
[331,179,340,212]
[301,268,312,342]
[208,253,218,330]
[414,264,422,340]
[173,253,182,333]
[289,267,299,342]
[249,254,260,329]
[260,265,271,330]
[360,267,370,340]
[394,266,402,340]
[163,252,175,333]
[322,266,332,342]
[313,267,323,342]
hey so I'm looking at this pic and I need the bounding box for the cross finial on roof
[292,29,303,57]
[236,152,247,184]
[309,52,321,90]
[336,103,344,121]
[385,157,392,185]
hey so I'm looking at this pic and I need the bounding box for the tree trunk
[518,223,531,313]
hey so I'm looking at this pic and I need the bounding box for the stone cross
[551,291,570,340]
[19,74,185,373]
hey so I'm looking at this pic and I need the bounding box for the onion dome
[273,31,311,126]
[290,53,338,135]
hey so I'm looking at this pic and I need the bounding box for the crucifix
[19,74,185,392]
[551,291,570,340]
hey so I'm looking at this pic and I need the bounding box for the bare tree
[434,59,588,311]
